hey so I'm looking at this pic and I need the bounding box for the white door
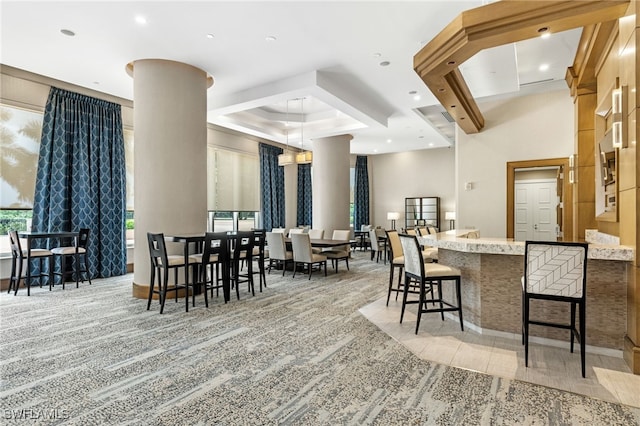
[514,179,558,241]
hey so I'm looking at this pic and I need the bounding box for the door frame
[507,158,573,241]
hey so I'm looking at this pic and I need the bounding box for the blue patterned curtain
[354,155,370,230]
[32,87,127,278]
[259,143,285,231]
[296,163,312,226]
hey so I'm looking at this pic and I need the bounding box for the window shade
[207,148,259,211]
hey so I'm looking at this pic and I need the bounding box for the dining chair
[287,228,305,238]
[8,230,54,296]
[51,228,92,289]
[307,229,324,239]
[322,230,351,273]
[146,232,199,314]
[399,233,463,333]
[192,232,230,305]
[369,228,385,263]
[265,231,293,276]
[291,233,327,279]
[522,241,589,377]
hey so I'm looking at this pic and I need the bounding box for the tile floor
[360,297,640,408]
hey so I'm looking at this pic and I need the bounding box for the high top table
[17,231,80,293]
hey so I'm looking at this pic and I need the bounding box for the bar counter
[416,230,634,352]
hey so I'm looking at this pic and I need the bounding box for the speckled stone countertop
[417,230,634,261]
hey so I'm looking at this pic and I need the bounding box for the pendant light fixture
[296,97,313,164]
[278,99,295,166]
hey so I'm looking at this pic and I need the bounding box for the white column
[283,164,298,230]
[312,135,352,237]
[129,59,210,297]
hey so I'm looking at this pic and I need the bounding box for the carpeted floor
[1,252,639,425]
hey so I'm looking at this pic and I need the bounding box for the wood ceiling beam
[414,0,629,134]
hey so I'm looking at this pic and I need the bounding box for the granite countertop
[417,230,634,261]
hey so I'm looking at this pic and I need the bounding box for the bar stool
[8,230,54,295]
[51,228,92,289]
[399,234,463,333]
[146,232,199,314]
[522,241,589,377]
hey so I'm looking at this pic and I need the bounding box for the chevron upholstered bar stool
[522,241,589,377]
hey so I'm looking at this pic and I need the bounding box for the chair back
[385,229,402,259]
[399,234,424,278]
[78,228,90,249]
[332,230,350,240]
[416,227,428,236]
[427,226,438,235]
[147,232,168,268]
[8,231,22,259]
[291,233,313,263]
[524,241,588,298]
[361,224,371,231]
[406,228,417,236]
[288,228,305,238]
[271,227,286,234]
[231,231,254,259]
[308,229,324,239]
[252,229,266,257]
[266,232,287,260]
[368,229,379,252]
[202,232,229,265]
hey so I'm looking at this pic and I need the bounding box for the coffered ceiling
[1,1,581,155]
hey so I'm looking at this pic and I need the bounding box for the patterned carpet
[1,252,639,425]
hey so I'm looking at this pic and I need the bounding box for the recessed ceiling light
[418,136,424,139]
[387,139,392,143]
[429,143,434,147]
[408,90,417,95]
[373,52,382,57]
[413,95,421,101]
[135,15,147,25]
[447,60,456,66]
[206,33,214,39]
[60,29,75,36]
[373,149,378,153]
[265,35,277,41]
[379,61,390,67]
[540,32,551,39]
[538,26,549,33]
[93,81,100,85]
[539,63,550,71]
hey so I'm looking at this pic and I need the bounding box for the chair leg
[580,300,586,378]
[400,274,410,324]
[147,267,156,310]
[84,254,92,285]
[455,277,464,331]
[159,268,170,314]
[416,278,425,334]
[395,266,403,301]
[386,264,395,306]
[570,302,576,353]
[524,294,530,367]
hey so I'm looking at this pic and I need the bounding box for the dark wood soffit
[414,0,630,134]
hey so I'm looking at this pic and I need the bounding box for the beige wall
[370,148,455,231]
[456,89,574,237]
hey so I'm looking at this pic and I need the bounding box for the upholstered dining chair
[323,229,351,272]
[307,229,324,239]
[251,229,268,292]
[522,241,589,377]
[399,233,463,334]
[385,229,407,306]
[8,230,54,296]
[369,228,386,263]
[266,231,293,276]
[291,233,327,279]
[51,228,92,289]
[146,232,199,314]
